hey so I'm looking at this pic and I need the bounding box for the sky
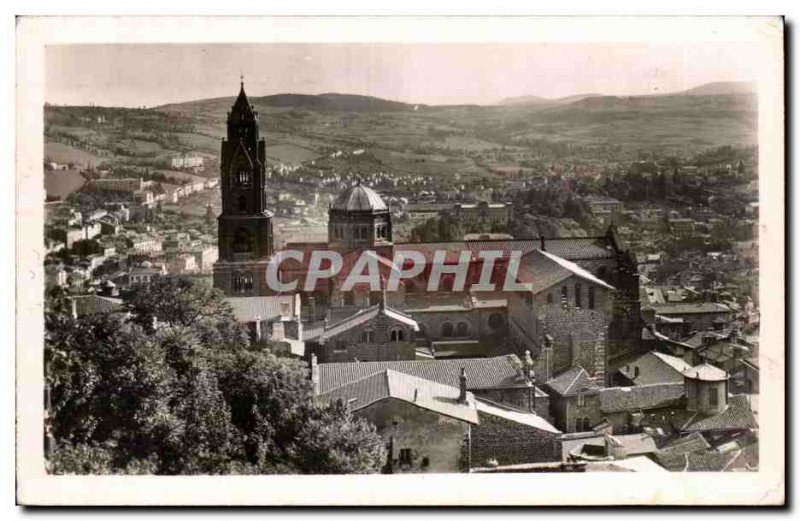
[45,42,758,107]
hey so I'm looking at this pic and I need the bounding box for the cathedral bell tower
[213,80,275,296]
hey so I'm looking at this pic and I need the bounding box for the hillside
[44,87,758,191]
[682,81,757,96]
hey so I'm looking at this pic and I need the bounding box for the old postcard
[15,16,784,505]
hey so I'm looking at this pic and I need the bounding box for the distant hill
[160,92,422,113]
[497,93,602,107]
[680,81,756,96]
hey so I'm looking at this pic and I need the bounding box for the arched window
[390,327,404,342]
[237,194,248,213]
[588,287,596,309]
[361,329,375,343]
[574,283,582,308]
[487,313,505,331]
[232,273,253,293]
[441,322,454,338]
[236,170,251,186]
[456,322,469,337]
[232,228,252,253]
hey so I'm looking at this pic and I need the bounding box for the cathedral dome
[331,182,388,212]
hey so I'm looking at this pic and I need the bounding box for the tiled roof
[607,433,658,455]
[475,398,561,434]
[544,366,600,397]
[678,395,757,433]
[318,369,479,424]
[682,363,728,382]
[318,354,529,393]
[618,351,691,386]
[654,444,757,472]
[70,295,124,317]
[657,432,710,456]
[225,295,297,323]
[599,383,685,413]
[647,303,732,315]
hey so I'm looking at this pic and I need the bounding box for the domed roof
[682,363,728,382]
[331,182,387,212]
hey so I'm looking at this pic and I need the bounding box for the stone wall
[357,398,470,473]
[470,410,561,467]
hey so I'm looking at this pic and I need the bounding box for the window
[441,322,454,338]
[588,287,595,309]
[343,291,355,306]
[634,366,640,378]
[361,329,375,343]
[399,449,413,466]
[546,292,553,304]
[574,283,582,308]
[561,286,568,305]
[237,195,248,213]
[456,322,470,337]
[390,327,404,342]
[233,273,253,293]
[236,170,251,186]
[487,313,505,331]
[525,293,533,307]
[577,393,585,407]
[232,228,252,253]
[710,386,719,406]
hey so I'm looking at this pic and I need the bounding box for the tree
[126,276,234,330]
[45,281,386,475]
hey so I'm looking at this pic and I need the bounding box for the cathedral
[213,82,643,385]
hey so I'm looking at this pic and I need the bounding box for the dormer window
[236,170,251,186]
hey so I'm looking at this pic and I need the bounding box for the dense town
[43,81,759,474]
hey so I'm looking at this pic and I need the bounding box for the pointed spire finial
[240,72,244,88]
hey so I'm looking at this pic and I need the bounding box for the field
[45,169,86,199]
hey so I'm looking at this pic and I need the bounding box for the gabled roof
[544,366,600,397]
[475,398,561,434]
[315,305,419,341]
[599,383,685,413]
[516,249,616,295]
[318,369,479,424]
[618,351,692,386]
[318,354,530,393]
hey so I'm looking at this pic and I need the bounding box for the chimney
[540,235,546,251]
[458,367,467,404]
[542,335,554,382]
[310,354,320,394]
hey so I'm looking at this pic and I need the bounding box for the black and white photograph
[14,15,785,506]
